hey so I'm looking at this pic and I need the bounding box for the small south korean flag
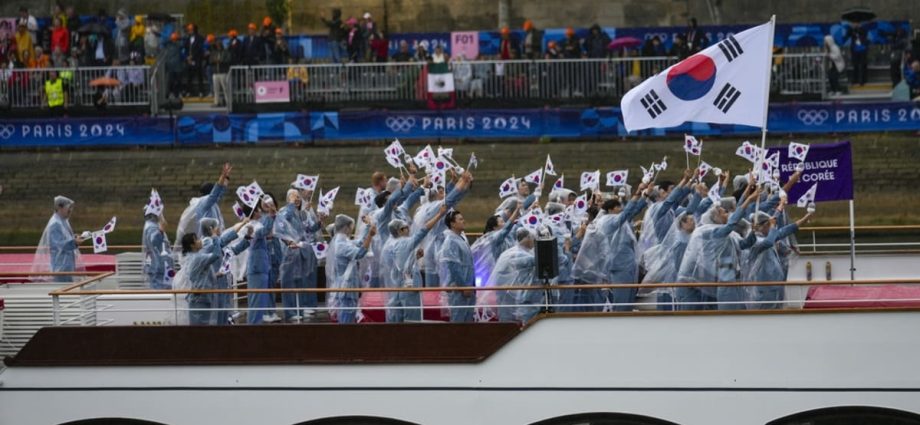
[622,18,775,132]
[698,161,713,179]
[323,186,341,203]
[553,175,565,190]
[92,231,108,254]
[437,146,454,159]
[580,170,600,192]
[385,153,404,169]
[736,141,760,163]
[708,181,722,204]
[520,211,543,231]
[237,182,264,209]
[232,202,246,220]
[163,261,176,286]
[606,170,628,187]
[386,139,406,158]
[684,134,702,156]
[467,152,479,170]
[311,242,329,260]
[415,145,436,169]
[293,174,319,191]
[797,183,818,208]
[788,142,810,162]
[524,168,543,185]
[102,216,117,234]
[429,169,447,190]
[572,194,589,216]
[544,155,557,176]
[498,176,518,199]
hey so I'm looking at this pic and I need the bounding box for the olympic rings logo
[385,116,417,133]
[0,125,15,140]
[797,109,829,126]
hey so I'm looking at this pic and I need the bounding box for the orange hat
[228,29,238,38]
[565,27,575,37]
[206,34,215,43]
[548,41,557,49]
[275,28,283,35]
[500,26,510,35]
[169,32,179,41]
[248,22,257,30]
[263,16,272,27]
[523,20,533,31]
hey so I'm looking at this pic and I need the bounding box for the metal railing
[1,66,153,110]
[42,276,920,327]
[227,54,827,111]
[228,62,428,110]
[773,53,827,98]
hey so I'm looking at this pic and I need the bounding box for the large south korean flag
[621,18,774,132]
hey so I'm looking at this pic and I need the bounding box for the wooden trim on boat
[4,322,523,367]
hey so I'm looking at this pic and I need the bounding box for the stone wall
[1,135,918,245]
[5,0,913,37]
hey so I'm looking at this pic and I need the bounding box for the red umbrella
[608,36,643,51]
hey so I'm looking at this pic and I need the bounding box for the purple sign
[769,141,853,204]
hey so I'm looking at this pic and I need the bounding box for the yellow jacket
[15,30,34,63]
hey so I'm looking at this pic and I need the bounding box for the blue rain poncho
[326,219,371,323]
[33,208,84,282]
[414,187,466,286]
[379,223,430,322]
[175,184,226,250]
[143,217,174,289]
[744,222,799,309]
[675,204,746,310]
[488,242,537,322]
[437,229,476,322]
[642,213,694,309]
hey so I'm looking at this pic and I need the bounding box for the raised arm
[714,186,760,238]
[195,163,232,218]
[783,169,803,193]
[445,171,473,208]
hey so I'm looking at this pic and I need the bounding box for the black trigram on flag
[639,89,667,119]
[713,83,741,113]
[717,34,744,62]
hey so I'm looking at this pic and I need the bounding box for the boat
[2,230,920,425]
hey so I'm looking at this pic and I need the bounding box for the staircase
[828,64,895,102]
[180,95,229,114]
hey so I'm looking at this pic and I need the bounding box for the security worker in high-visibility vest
[43,70,66,115]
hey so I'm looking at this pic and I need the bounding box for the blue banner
[769,141,853,204]
[0,117,174,147]
[176,102,920,144]
[387,32,452,56]
[175,112,310,144]
[3,102,919,147]
[768,102,920,133]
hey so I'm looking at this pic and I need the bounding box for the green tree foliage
[265,0,289,27]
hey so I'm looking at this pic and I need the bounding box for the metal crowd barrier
[2,66,153,110]
[772,53,828,97]
[227,62,427,111]
[227,54,827,111]
[451,57,678,102]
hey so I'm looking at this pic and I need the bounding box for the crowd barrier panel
[1,66,153,110]
[227,54,827,111]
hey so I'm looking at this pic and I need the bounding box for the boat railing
[34,274,920,326]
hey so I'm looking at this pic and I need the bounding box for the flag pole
[849,199,856,280]
[756,15,777,213]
